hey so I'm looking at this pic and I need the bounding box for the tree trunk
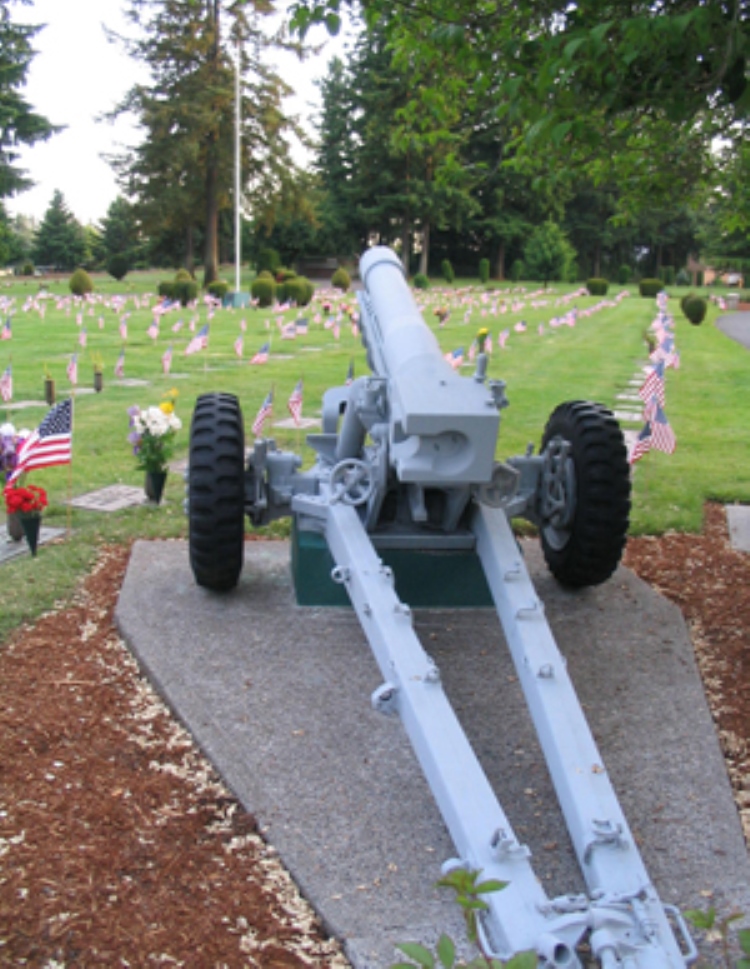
[419,220,430,276]
[203,154,219,286]
[185,226,195,275]
[400,216,411,275]
[494,240,506,281]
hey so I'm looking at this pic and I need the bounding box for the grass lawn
[1,268,748,641]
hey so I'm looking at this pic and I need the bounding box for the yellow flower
[159,401,174,415]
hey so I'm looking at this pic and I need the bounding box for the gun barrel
[359,246,500,485]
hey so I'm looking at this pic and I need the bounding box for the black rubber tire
[539,400,631,588]
[188,392,246,591]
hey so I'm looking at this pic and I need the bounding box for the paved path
[116,539,750,968]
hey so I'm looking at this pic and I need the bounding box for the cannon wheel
[538,400,631,588]
[188,392,246,591]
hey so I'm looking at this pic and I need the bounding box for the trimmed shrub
[158,281,175,299]
[251,275,276,307]
[277,276,313,305]
[107,253,130,281]
[257,270,274,280]
[69,267,94,296]
[683,296,707,325]
[207,280,229,300]
[441,259,454,284]
[257,247,280,273]
[662,266,675,285]
[413,272,429,289]
[675,267,691,286]
[331,267,351,291]
[680,292,695,313]
[586,277,609,296]
[174,279,198,305]
[275,267,297,283]
[175,268,193,282]
[639,278,665,298]
[478,258,490,284]
[21,261,34,276]
[617,264,631,285]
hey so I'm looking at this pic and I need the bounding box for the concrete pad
[726,504,750,552]
[612,409,643,423]
[115,540,750,968]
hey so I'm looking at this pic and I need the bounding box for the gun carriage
[185,246,695,967]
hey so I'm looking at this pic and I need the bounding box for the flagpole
[234,35,241,296]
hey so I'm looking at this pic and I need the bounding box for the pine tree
[108,0,301,284]
[33,190,87,271]
[0,1,59,199]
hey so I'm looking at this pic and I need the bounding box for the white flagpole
[234,35,241,296]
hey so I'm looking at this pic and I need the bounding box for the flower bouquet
[1,422,28,483]
[4,483,48,516]
[4,482,48,555]
[127,391,181,503]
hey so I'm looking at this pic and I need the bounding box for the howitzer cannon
[186,247,695,967]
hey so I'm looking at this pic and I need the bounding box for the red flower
[4,483,48,515]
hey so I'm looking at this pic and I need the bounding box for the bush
[251,275,276,307]
[683,296,707,325]
[675,267,692,286]
[20,261,34,276]
[441,259,454,284]
[175,268,193,282]
[158,281,175,299]
[257,270,274,280]
[275,267,297,283]
[586,277,609,296]
[207,280,229,300]
[413,272,429,289]
[662,265,675,285]
[277,275,313,306]
[617,265,631,285]
[680,292,695,313]
[510,259,524,282]
[331,267,351,291]
[107,253,130,281]
[69,267,93,296]
[639,278,665,298]
[174,279,198,305]
[257,247,280,274]
[478,258,490,284]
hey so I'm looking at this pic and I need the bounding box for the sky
[6,0,344,227]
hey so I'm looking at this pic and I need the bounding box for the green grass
[1,271,748,641]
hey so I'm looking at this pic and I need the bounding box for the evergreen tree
[108,0,302,284]
[100,196,141,276]
[523,221,576,287]
[33,191,87,270]
[0,1,59,199]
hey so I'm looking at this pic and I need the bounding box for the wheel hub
[540,438,576,550]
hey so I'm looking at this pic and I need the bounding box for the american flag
[630,422,652,464]
[147,318,159,340]
[444,347,464,368]
[0,363,11,403]
[295,317,308,334]
[649,402,677,454]
[639,361,666,408]
[1,318,11,340]
[119,318,128,341]
[67,353,78,385]
[287,379,303,426]
[498,329,510,349]
[251,341,270,365]
[161,345,173,375]
[9,398,73,482]
[234,333,244,358]
[252,388,273,436]
[514,320,527,333]
[79,327,87,348]
[185,324,209,355]
[114,348,125,378]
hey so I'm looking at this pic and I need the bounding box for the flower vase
[145,470,168,504]
[44,377,55,406]
[6,511,24,542]
[20,514,41,556]
[94,371,103,393]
